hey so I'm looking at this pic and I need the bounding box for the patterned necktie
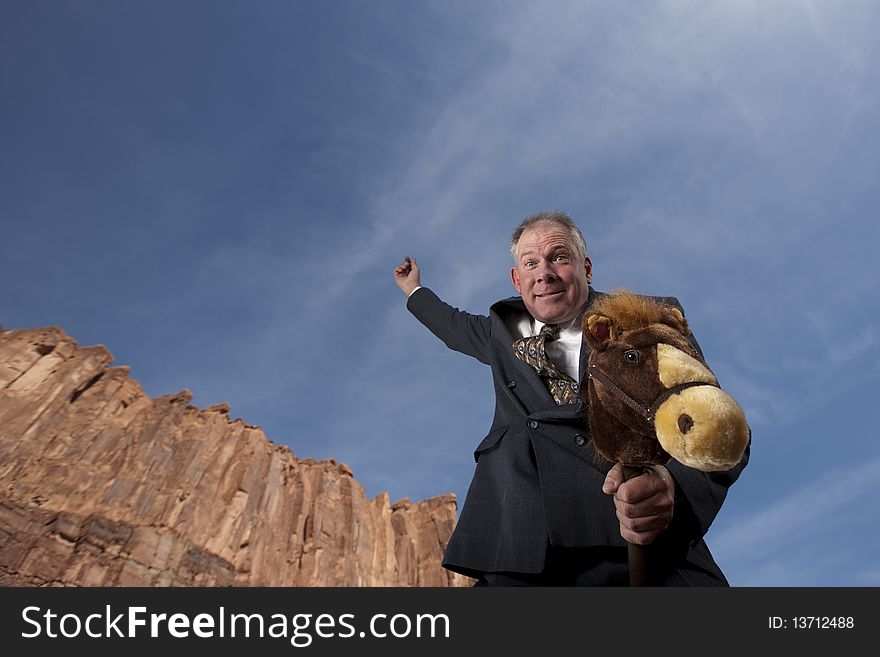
[513,324,581,405]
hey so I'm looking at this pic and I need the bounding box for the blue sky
[2,0,878,586]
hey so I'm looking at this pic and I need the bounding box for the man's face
[510,222,592,325]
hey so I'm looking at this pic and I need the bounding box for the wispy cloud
[710,458,880,584]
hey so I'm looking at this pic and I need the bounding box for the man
[393,210,748,586]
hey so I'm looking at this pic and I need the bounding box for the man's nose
[535,263,558,282]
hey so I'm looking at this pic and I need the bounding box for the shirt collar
[530,296,590,337]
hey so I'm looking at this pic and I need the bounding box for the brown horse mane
[590,289,667,330]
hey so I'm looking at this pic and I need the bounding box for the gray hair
[510,210,588,261]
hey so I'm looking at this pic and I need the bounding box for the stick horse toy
[582,290,749,586]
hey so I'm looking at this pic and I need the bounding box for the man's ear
[584,313,616,350]
[510,267,522,294]
[584,256,593,284]
[661,306,691,337]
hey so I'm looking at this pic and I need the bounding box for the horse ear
[661,306,691,336]
[584,313,616,350]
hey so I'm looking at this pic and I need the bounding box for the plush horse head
[582,291,748,472]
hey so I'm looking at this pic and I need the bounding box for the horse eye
[624,349,640,364]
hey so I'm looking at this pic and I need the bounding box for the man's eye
[555,254,569,262]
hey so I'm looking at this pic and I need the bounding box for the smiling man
[509,219,592,326]
[393,210,748,586]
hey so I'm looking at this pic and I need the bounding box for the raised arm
[393,256,492,364]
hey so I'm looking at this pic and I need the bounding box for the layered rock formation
[0,325,470,587]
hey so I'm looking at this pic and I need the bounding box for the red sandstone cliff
[0,325,470,586]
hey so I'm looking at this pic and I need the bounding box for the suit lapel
[578,286,602,386]
[491,296,559,408]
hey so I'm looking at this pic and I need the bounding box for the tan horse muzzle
[655,385,749,471]
[654,343,749,471]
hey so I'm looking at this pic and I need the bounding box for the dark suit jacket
[407,286,749,584]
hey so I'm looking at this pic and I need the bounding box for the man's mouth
[535,290,564,299]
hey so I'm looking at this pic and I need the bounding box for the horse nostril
[678,414,694,434]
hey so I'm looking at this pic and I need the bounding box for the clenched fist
[393,256,422,297]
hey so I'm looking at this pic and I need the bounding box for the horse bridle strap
[587,364,713,424]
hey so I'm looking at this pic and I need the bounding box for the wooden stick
[621,465,649,587]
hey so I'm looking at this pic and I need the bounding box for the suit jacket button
[528,420,539,429]
[573,434,586,446]
[507,380,516,388]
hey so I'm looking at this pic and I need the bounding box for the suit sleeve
[666,440,750,543]
[406,287,492,365]
[659,296,750,544]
